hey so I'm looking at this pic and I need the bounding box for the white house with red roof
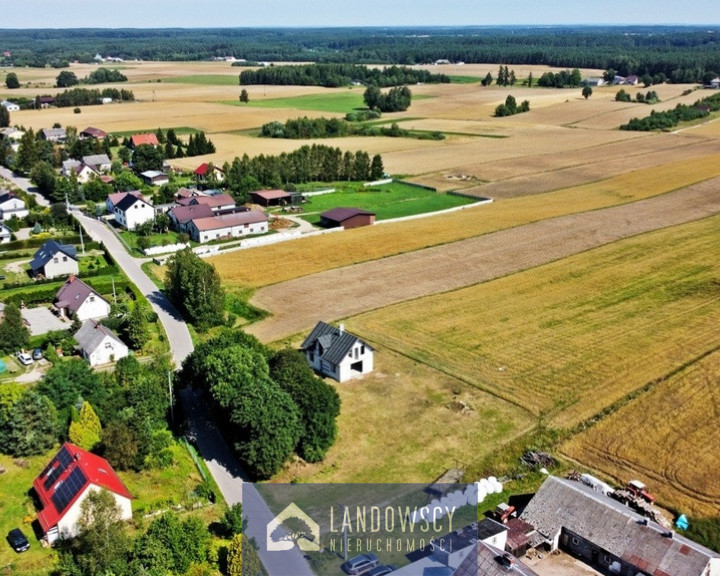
[193,162,225,183]
[33,443,132,544]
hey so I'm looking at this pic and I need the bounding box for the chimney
[339,323,344,334]
[68,274,76,283]
[663,531,674,539]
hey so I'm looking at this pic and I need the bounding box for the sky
[2,0,720,28]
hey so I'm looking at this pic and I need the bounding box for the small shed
[320,207,376,229]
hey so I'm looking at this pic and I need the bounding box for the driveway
[0,166,50,207]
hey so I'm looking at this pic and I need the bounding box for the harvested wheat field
[343,213,720,429]
[562,348,720,517]
[247,180,720,346]
[213,154,720,289]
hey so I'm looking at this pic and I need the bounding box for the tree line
[239,63,449,87]
[56,68,128,88]
[54,87,135,107]
[620,92,720,131]
[2,26,720,83]
[495,95,530,117]
[220,144,385,196]
[260,116,443,141]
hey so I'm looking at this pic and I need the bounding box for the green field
[237,90,367,113]
[296,182,477,223]
[448,75,482,84]
[161,74,240,86]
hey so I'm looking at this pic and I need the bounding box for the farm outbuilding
[320,207,376,229]
[251,189,292,207]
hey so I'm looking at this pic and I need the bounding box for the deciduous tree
[0,301,30,353]
[5,72,19,89]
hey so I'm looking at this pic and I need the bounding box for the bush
[73,107,81,114]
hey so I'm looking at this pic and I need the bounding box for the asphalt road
[0,166,50,207]
[71,211,314,576]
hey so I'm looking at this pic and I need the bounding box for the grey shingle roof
[301,321,371,366]
[74,320,123,353]
[453,542,539,576]
[520,476,719,576]
[30,240,78,271]
[82,154,111,167]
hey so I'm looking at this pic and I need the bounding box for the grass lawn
[119,230,189,255]
[448,75,482,84]
[294,182,477,224]
[160,75,240,86]
[232,91,367,114]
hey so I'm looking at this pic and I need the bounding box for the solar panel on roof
[43,465,61,490]
[51,467,87,514]
[56,446,73,469]
[40,446,75,490]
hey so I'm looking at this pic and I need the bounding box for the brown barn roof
[252,189,291,201]
[169,204,214,224]
[177,193,236,209]
[320,207,375,223]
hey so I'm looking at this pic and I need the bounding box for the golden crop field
[212,153,720,288]
[562,349,720,517]
[342,214,720,430]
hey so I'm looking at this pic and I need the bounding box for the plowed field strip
[248,179,720,343]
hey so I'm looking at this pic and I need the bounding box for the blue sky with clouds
[3,0,720,28]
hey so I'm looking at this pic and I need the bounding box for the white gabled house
[55,276,111,322]
[0,191,28,221]
[301,321,374,382]
[113,194,155,230]
[0,222,13,243]
[29,240,79,279]
[74,320,128,366]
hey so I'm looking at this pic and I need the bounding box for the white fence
[142,242,190,256]
[375,198,493,226]
[363,178,393,187]
[302,188,335,197]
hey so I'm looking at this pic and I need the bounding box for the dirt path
[248,180,720,343]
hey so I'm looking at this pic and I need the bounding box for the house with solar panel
[301,321,374,382]
[33,443,132,544]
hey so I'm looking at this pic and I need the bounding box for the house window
[361,345,365,354]
[105,342,112,349]
[309,352,314,361]
[53,257,59,263]
[62,256,67,262]
[571,537,579,545]
[89,296,95,302]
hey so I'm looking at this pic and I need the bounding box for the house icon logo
[267,503,320,552]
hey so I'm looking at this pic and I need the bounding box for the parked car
[367,565,395,576]
[15,352,33,366]
[32,348,43,361]
[342,553,379,575]
[6,528,30,553]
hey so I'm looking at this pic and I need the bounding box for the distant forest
[1,26,720,83]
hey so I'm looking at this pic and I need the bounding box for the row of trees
[239,63,449,88]
[620,91,720,131]
[220,145,386,195]
[616,89,660,104]
[2,26,719,81]
[54,87,135,107]
[260,117,442,142]
[180,329,341,478]
[537,68,584,88]
[56,68,128,88]
[364,85,412,112]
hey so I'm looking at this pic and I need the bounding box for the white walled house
[301,321,374,382]
[113,194,155,230]
[29,240,79,279]
[1,100,20,112]
[0,222,13,243]
[187,210,268,243]
[55,276,111,321]
[0,191,29,221]
[33,443,132,544]
[74,320,129,366]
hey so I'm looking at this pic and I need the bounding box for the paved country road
[0,166,50,207]
[71,211,314,576]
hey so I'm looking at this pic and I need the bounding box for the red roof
[33,443,132,533]
[80,127,107,139]
[131,133,159,147]
[193,163,223,176]
[190,210,267,231]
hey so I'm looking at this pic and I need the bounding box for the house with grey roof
[81,153,111,173]
[520,476,720,576]
[168,204,214,232]
[74,320,128,366]
[0,191,28,221]
[301,321,374,382]
[55,276,110,322]
[29,240,79,279]
[41,128,67,143]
